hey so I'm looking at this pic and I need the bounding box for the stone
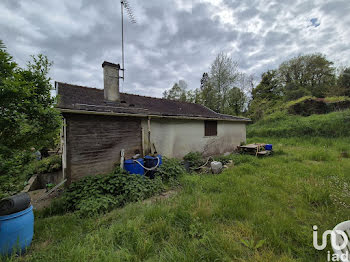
[210,161,223,174]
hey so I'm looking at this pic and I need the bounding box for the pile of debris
[238,143,273,156]
[183,152,235,175]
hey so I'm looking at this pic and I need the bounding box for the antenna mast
[120,0,136,81]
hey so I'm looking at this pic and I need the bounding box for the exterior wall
[142,118,246,158]
[64,113,142,183]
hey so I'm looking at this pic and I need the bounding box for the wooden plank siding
[64,113,142,183]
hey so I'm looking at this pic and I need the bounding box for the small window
[204,120,217,136]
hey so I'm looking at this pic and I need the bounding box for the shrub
[157,158,186,183]
[0,154,62,199]
[45,168,164,217]
[0,150,35,199]
[76,194,123,217]
[183,152,205,170]
[33,155,61,174]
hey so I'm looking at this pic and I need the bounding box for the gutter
[58,108,252,123]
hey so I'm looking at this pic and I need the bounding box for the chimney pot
[102,61,120,102]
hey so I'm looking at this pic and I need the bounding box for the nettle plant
[158,157,186,183]
[61,168,164,217]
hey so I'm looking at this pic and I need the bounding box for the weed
[157,157,186,183]
[183,152,205,170]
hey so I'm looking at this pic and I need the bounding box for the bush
[183,152,204,170]
[157,158,186,183]
[76,194,123,217]
[0,150,35,199]
[33,155,61,174]
[0,153,62,199]
[46,168,164,217]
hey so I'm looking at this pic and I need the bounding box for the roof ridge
[57,82,205,106]
[56,82,102,92]
[56,82,251,121]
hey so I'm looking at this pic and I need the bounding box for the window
[204,120,217,136]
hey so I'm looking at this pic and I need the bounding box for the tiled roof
[56,82,250,121]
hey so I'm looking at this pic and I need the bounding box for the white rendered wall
[142,118,246,158]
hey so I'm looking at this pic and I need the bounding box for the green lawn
[7,137,350,262]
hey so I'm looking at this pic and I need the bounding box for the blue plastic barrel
[124,158,144,175]
[144,155,162,179]
[157,155,163,166]
[0,205,34,256]
[144,155,162,168]
[265,144,273,151]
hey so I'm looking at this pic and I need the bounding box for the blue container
[144,155,162,179]
[124,158,144,175]
[144,155,162,168]
[0,205,34,256]
[265,144,273,151]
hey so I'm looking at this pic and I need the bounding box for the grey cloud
[0,0,349,97]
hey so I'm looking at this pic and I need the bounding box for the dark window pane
[204,120,217,136]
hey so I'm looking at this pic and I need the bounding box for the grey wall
[142,118,247,158]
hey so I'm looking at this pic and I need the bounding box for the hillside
[248,106,350,138]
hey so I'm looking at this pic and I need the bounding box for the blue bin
[144,155,162,168]
[265,144,273,151]
[144,155,162,179]
[124,158,144,175]
[0,205,34,256]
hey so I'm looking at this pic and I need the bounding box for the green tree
[199,72,217,110]
[337,67,350,97]
[0,41,61,154]
[226,87,246,115]
[163,80,190,102]
[163,53,248,116]
[252,70,281,101]
[210,52,240,112]
[278,54,335,100]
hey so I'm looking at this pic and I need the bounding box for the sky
[1,0,350,97]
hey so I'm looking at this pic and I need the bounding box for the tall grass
[248,109,350,138]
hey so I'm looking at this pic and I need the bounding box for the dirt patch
[143,189,179,204]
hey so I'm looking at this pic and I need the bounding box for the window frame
[204,120,217,137]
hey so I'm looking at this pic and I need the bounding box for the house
[56,61,250,184]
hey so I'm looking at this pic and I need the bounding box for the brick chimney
[102,61,120,102]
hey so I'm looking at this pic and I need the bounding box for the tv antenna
[120,0,136,81]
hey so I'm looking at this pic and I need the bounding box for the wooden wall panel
[64,113,142,183]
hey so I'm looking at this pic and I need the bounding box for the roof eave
[58,108,251,123]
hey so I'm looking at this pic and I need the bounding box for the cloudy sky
[1,0,350,97]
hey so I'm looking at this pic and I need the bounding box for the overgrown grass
[248,109,350,138]
[3,137,350,261]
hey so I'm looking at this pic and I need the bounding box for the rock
[210,161,223,174]
[224,152,231,156]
